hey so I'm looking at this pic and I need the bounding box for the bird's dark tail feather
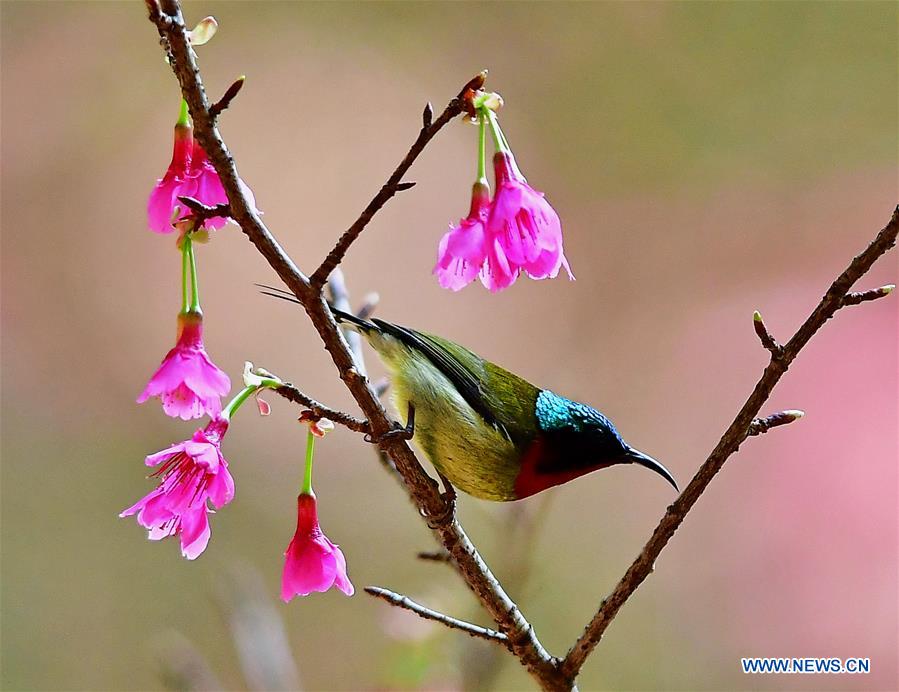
[256,283,377,333]
[329,306,377,332]
[256,283,303,306]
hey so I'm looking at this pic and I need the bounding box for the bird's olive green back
[402,329,542,448]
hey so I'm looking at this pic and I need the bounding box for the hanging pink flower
[281,492,354,601]
[480,232,519,292]
[147,101,257,233]
[120,417,234,560]
[485,151,573,283]
[137,311,231,420]
[434,181,491,291]
[147,114,194,234]
[183,143,231,230]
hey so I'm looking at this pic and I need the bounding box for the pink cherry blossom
[137,311,231,420]
[147,118,194,233]
[479,233,519,292]
[486,152,573,283]
[434,181,491,291]
[281,493,354,601]
[147,105,257,234]
[120,417,234,560]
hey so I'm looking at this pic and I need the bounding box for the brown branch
[209,76,245,118]
[273,383,370,434]
[560,206,899,682]
[308,72,486,288]
[365,586,510,649]
[148,5,563,689]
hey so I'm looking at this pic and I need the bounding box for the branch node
[747,410,805,437]
[393,181,417,192]
[209,75,246,118]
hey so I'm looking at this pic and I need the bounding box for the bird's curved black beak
[625,447,679,492]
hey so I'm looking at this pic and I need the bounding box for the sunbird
[263,289,677,501]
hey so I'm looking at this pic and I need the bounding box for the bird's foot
[365,402,415,444]
[425,471,456,529]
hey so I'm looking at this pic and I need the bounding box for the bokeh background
[2,2,897,691]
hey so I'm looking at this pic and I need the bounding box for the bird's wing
[370,319,538,443]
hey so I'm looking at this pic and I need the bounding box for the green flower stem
[483,108,509,154]
[180,236,191,314]
[177,98,190,128]
[476,113,487,180]
[222,378,281,421]
[187,235,201,313]
[301,429,315,495]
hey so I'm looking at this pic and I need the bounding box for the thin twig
[560,207,899,682]
[747,410,804,437]
[365,587,510,649]
[308,73,486,288]
[177,196,231,228]
[273,384,370,434]
[417,550,453,563]
[841,284,894,307]
[209,76,245,118]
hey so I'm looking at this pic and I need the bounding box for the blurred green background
[2,2,897,690]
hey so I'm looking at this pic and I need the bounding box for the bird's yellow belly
[372,335,520,501]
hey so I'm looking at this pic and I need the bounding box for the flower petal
[332,544,354,596]
[179,506,211,560]
[281,537,338,600]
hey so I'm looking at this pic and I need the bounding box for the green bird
[264,289,677,501]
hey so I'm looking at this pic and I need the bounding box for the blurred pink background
[2,2,896,690]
